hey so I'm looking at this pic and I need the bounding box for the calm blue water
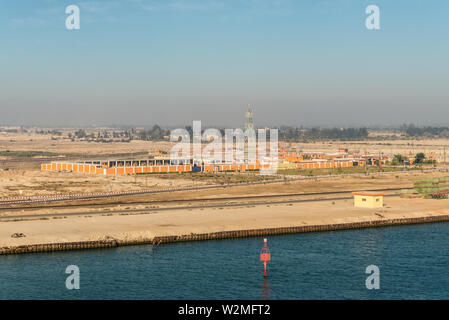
[1,222,449,299]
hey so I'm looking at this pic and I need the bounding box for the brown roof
[352,192,385,196]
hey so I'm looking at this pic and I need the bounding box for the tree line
[401,124,449,138]
[278,127,369,141]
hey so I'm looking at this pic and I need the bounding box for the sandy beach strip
[1,196,449,253]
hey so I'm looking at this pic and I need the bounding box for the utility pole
[130,148,136,184]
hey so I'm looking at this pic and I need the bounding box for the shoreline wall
[2,214,449,255]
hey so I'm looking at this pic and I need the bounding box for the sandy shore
[1,196,449,249]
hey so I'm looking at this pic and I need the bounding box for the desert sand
[1,131,449,252]
[1,196,448,248]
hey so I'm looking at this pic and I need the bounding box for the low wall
[1,214,449,255]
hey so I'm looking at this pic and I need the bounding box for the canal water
[1,222,448,299]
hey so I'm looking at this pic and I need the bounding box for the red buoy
[260,238,271,277]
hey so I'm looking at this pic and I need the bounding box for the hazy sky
[1,0,448,127]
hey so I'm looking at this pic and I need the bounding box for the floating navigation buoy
[260,238,271,277]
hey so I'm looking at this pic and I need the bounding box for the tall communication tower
[245,104,254,131]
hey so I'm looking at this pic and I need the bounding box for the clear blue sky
[1,0,448,127]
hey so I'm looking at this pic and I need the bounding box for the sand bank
[1,197,449,254]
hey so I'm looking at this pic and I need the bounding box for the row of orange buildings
[41,147,435,175]
[41,148,360,175]
[41,160,270,175]
[279,148,365,169]
[279,148,439,167]
[40,157,355,175]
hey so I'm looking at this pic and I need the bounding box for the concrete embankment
[2,214,449,255]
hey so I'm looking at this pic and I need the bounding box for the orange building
[41,159,271,175]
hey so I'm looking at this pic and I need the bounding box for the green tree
[414,152,426,164]
[392,154,405,165]
[440,129,449,138]
[150,125,163,140]
[74,129,86,139]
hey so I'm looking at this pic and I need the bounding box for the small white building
[352,192,384,208]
